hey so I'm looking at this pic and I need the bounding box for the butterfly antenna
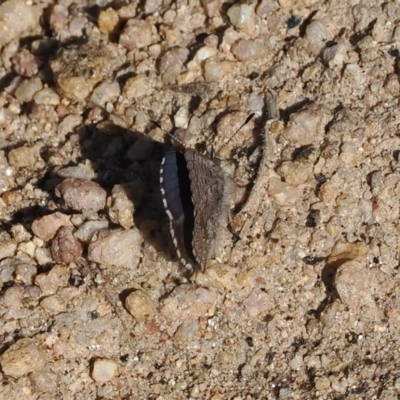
[214,112,256,157]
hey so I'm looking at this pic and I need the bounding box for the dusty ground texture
[0,0,400,399]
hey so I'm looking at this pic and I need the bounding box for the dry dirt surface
[0,0,400,399]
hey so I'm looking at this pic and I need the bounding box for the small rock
[158,47,189,82]
[30,371,58,393]
[51,226,83,264]
[0,231,17,261]
[34,264,70,296]
[92,359,118,383]
[227,3,259,36]
[50,42,126,102]
[231,39,267,61]
[0,338,46,379]
[98,8,119,35]
[56,178,107,212]
[187,46,218,70]
[305,20,328,54]
[327,241,367,267]
[268,177,302,205]
[144,0,162,14]
[243,287,274,317]
[125,290,155,322]
[107,183,139,229]
[35,247,53,266]
[33,87,60,106]
[256,0,279,18]
[119,19,153,50]
[40,294,67,313]
[315,376,331,391]
[12,48,42,77]
[174,321,200,345]
[88,229,142,269]
[8,143,42,169]
[160,285,218,333]
[203,59,235,82]
[334,260,376,309]
[122,74,153,101]
[31,212,71,242]
[283,105,330,146]
[11,224,31,243]
[57,114,83,137]
[56,164,96,181]
[0,0,41,47]
[14,77,43,102]
[200,0,221,17]
[74,220,109,243]
[15,263,37,285]
[90,80,120,107]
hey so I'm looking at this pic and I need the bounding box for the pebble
[227,3,260,36]
[174,321,200,346]
[90,81,120,107]
[127,136,155,161]
[203,59,235,82]
[119,19,154,50]
[50,42,126,102]
[14,77,43,103]
[55,178,107,212]
[315,376,331,391]
[11,223,31,243]
[158,47,189,83]
[51,226,83,264]
[334,260,376,309]
[57,114,83,137]
[187,46,218,70]
[0,338,46,378]
[34,264,70,296]
[35,247,53,266]
[125,290,155,322]
[74,220,109,243]
[40,294,67,313]
[88,229,142,269]
[8,143,42,169]
[323,43,347,68]
[31,212,71,242]
[0,0,41,47]
[98,8,119,35]
[174,107,189,129]
[160,285,218,333]
[327,241,366,267]
[12,48,42,77]
[92,359,118,383]
[30,371,58,393]
[33,87,60,106]
[0,231,17,261]
[56,164,96,181]
[305,20,328,54]
[268,177,302,205]
[12,257,36,286]
[243,287,274,317]
[231,39,267,61]
[144,0,162,14]
[256,0,279,18]
[283,105,329,146]
[200,0,220,17]
[107,184,137,229]
[122,74,153,101]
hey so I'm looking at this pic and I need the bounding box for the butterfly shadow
[77,121,176,266]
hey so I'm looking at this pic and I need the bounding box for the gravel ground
[1,0,400,399]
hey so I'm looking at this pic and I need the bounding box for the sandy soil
[1,0,400,399]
